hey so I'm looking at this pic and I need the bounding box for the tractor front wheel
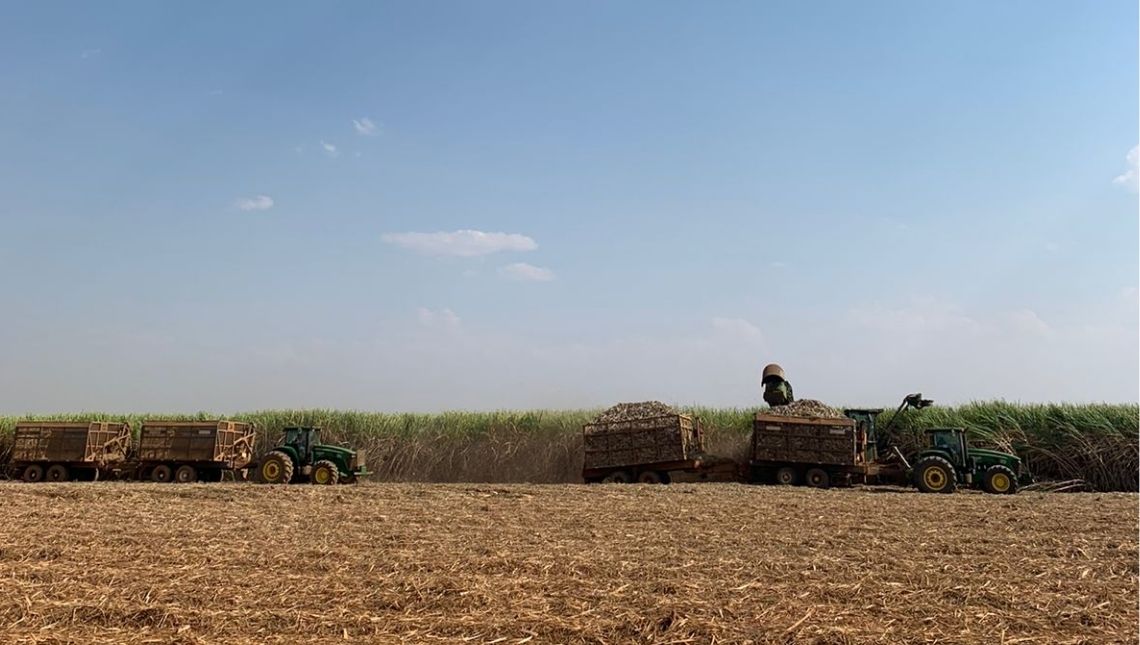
[982,465,1018,494]
[310,460,340,485]
[915,457,957,494]
[22,465,44,483]
[257,451,295,484]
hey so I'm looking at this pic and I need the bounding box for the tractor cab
[925,428,968,467]
[281,427,319,459]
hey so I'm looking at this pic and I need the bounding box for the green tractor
[851,393,1030,494]
[908,427,1029,494]
[254,427,368,485]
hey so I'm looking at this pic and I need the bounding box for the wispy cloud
[353,117,378,136]
[1113,145,1138,191]
[711,317,766,349]
[320,140,339,157]
[382,230,537,257]
[80,48,102,60]
[234,195,274,211]
[499,262,555,282]
[416,307,461,330]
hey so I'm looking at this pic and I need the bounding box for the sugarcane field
[0,482,1135,644]
[4,1,1138,644]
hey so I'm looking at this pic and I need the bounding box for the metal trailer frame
[135,420,256,483]
[10,421,133,482]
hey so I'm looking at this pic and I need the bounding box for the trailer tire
[775,467,798,486]
[174,465,197,483]
[805,468,830,489]
[46,464,70,482]
[602,471,632,484]
[637,471,664,484]
[914,457,957,494]
[22,465,44,483]
[151,465,173,483]
[981,465,1018,495]
[311,460,340,485]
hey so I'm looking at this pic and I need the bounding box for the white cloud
[320,140,339,157]
[382,230,538,257]
[1005,309,1054,338]
[850,297,981,335]
[499,262,555,282]
[353,118,378,136]
[80,48,101,59]
[416,307,461,330]
[1113,145,1138,191]
[711,317,766,349]
[234,195,274,211]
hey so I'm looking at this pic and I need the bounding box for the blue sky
[0,1,1136,412]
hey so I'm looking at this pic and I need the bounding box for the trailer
[10,421,133,482]
[135,420,256,483]
[582,414,740,484]
[749,412,904,488]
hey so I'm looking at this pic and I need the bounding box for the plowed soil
[0,483,1135,644]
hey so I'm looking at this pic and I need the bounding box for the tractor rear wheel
[174,465,197,484]
[310,460,340,485]
[46,464,70,482]
[257,451,294,484]
[22,465,44,483]
[602,470,632,484]
[151,465,173,483]
[805,468,830,489]
[915,457,957,494]
[775,466,798,486]
[982,465,1018,494]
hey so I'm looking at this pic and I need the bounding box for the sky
[0,1,1136,413]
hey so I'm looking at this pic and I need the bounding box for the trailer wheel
[22,465,44,483]
[601,471,632,484]
[46,464,70,482]
[775,467,799,486]
[637,471,664,484]
[805,468,831,489]
[174,465,198,483]
[151,465,173,483]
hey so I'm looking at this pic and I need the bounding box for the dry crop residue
[0,483,1135,644]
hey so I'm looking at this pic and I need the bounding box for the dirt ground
[0,483,1134,644]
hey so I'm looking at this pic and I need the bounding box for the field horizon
[2,400,1136,491]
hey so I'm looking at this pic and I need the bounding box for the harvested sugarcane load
[582,401,740,484]
[763,399,844,419]
[591,401,678,424]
